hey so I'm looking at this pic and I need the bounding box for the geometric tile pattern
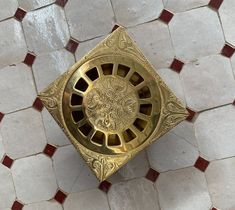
[0,0,234,209]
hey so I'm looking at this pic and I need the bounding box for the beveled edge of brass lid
[38,26,189,181]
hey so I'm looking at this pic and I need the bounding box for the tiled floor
[0,0,235,210]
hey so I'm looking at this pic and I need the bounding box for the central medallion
[62,55,162,155]
[84,76,138,132]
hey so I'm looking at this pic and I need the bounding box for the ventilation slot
[75,78,88,92]
[72,111,84,123]
[123,129,136,142]
[101,63,113,75]
[133,118,147,131]
[79,123,92,136]
[86,67,99,81]
[138,86,151,99]
[139,104,152,115]
[129,72,144,86]
[108,134,121,146]
[71,94,83,106]
[117,64,130,77]
[91,131,104,146]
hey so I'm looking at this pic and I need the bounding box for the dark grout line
[108,0,117,23]
[0,16,13,23]
[27,1,56,13]
[197,102,233,114]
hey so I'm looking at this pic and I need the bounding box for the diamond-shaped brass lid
[38,27,188,181]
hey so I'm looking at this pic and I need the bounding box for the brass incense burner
[38,27,188,181]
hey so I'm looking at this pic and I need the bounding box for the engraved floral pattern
[84,76,138,132]
[39,27,188,181]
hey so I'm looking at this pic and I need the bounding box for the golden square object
[38,27,188,181]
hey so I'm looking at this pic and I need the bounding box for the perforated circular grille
[62,55,161,155]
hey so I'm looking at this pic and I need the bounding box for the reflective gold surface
[63,55,161,155]
[38,27,188,181]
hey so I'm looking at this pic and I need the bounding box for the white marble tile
[111,0,163,27]
[127,20,174,69]
[18,0,55,11]
[64,189,110,210]
[0,108,47,159]
[22,5,70,55]
[33,49,75,92]
[0,19,27,69]
[0,165,16,209]
[108,150,149,183]
[23,200,62,210]
[0,0,18,21]
[65,0,114,41]
[0,133,5,160]
[0,63,37,113]
[75,36,105,61]
[41,109,70,146]
[11,154,57,203]
[219,0,235,46]
[181,55,235,111]
[231,53,235,76]
[71,164,99,193]
[52,145,84,193]
[206,157,235,210]
[169,7,224,62]
[156,167,211,210]
[108,178,160,210]
[147,132,198,172]
[171,121,197,147]
[163,0,209,13]
[157,68,186,104]
[195,105,235,161]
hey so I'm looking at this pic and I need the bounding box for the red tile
[211,208,218,210]
[170,58,184,73]
[186,108,196,122]
[12,201,24,210]
[0,112,4,123]
[55,0,68,7]
[209,0,224,10]
[23,53,36,67]
[159,9,174,24]
[43,144,57,157]
[99,180,112,193]
[194,156,210,172]
[221,44,235,58]
[33,97,44,112]
[14,8,27,21]
[2,155,14,169]
[145,168,160,182]
[54,190,67,204]
[66,39,79,54]
[112,24,120,32]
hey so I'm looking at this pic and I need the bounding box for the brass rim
[62,55,161,155]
